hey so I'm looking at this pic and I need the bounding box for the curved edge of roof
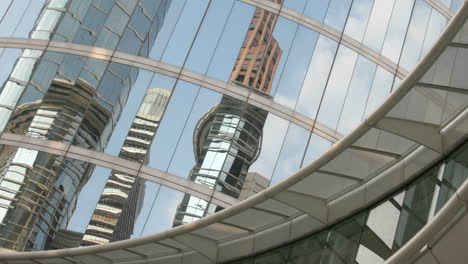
[0,0,467,261]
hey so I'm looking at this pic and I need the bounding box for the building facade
[0,0,171,251]
[0,2,465,264]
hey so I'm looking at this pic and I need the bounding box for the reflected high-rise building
[0,0,171,251]
[82,88,170,246]
[230,1,283,93]
[173,3,282,226]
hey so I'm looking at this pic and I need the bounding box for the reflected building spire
[82,88,171,246]
[173,2,283,227]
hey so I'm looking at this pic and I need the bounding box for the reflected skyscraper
[82,88,170,246]
[0,0,171,251]
[173,3,283,226]
[230,4,283,93]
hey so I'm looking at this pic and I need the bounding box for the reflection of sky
[317,45,358,129]
[130,181,161,238]
[150,0,187,60]
[68,166,112,232]
[362,0,395,52]
[140,186,185,236]
[249,113,289,180]
[337,56,376,134]
[0,49,21,87]
[344,0,373,42]
[165,88,222,178]
[205,2,254,81]
[270,123,310,185]
[399,0,431,70]
[159,0,209,66]
[148,81,199,171]
[381,0,414,63]
[303,134,333,165]
[274,25,318,109]
[184,0,236,74]
[0,0,45,38]
[295,36,338,119]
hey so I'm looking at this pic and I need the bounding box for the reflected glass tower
[82,88,170,246]
[173,2,283,226]
[0,0,171,251]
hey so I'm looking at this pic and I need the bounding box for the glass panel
[0,49,22,91]
[248,114,289,183]
[323,215,367,264]
[420,10,447,57]
[149,0,188,60]
[185,0,257,81]
[363,66,395,118]
[451,0,463,12]
[80,173,161,246]
[289,234,327,263]
[324,0,353,32]
[147,81,200,172]
[399,0,431,70]
[140,186,186,235]
[295,35,338,119]
[363,0,396,52]
[166,88,223,179]
[273,25,318,108]
[344,0,374,42]
[337,56,376,134]
[283,0,307,13]
[436,143,468,211]
[303,133,334,166]
[158,0,210,66]
[303,0,332,23]
[254,246,290,264]
[270,123,310,185]
[317,45,358,129]
[381,0,415,63]
[269,17,299,96]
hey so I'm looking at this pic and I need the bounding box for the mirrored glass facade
[0,0,461,256]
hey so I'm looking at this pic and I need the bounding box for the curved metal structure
[0,0,467,263]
